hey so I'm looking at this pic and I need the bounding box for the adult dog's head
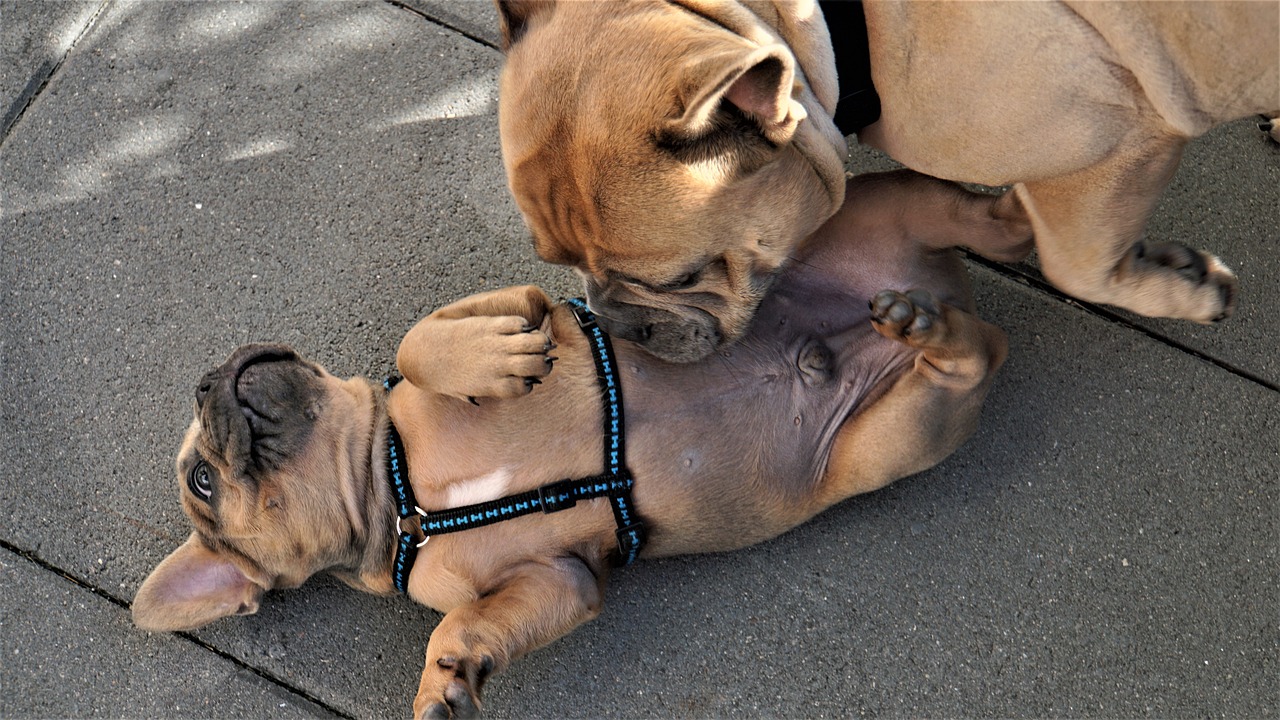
[133,344,387,632]
[497,0,848,362]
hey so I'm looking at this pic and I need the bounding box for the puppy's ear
[672,43,806,147]
[495,0,552,52]
[132,534,266,632]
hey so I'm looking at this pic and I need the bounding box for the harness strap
[418,471,635,533]
[383,376,421,594]
[567,298,644,565]
[385,299,646,594]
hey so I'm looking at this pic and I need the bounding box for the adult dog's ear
[495,0,552,52]
[133,534,266,632]
[670,43,807,147]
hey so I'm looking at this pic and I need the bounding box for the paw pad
[870,289,941,342]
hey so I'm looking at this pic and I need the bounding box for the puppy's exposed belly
[620,257,940,556]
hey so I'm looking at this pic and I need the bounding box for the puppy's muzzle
[196,343,318,471]
[196,344,298,406]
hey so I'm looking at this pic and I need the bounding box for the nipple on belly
[797,338,833,385]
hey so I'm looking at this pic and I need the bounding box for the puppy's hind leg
[848,170,1035,263]
[413,557,603,720]
[809,289,1007,511]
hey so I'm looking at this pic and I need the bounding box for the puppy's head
[133,344,381,632]
[497,0,843,362]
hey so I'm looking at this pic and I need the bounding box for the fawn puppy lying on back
[134,171,1021,718]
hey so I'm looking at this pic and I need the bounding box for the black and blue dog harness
[385,299,646,594]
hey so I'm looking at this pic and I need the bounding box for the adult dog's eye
[660,268,703,291]
[187,461,214,502]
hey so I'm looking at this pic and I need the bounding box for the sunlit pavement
[2,2,1277,717]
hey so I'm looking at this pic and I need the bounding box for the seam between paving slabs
[965,251,1280,394]
[0,0,113,147]
[382,0,499,51]
[0,538,355,720]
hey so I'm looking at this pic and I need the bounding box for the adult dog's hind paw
[1129,241,1237,323]
[1260,114,1279,144]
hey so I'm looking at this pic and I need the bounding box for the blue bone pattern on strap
[383,376,421,594]
[385,299,648,595]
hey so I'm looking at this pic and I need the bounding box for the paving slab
[397,0,500,48]
[1128,119,1280,385]
[1,0,103,135]
[0,546,333,718]
[1,0,573,580]
[1,0,1277,718]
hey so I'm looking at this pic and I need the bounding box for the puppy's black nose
[195,371,218,408]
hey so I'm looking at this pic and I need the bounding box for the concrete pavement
[2,1,1276,717]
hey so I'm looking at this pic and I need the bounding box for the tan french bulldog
[134,171,1018,719]
[496,0,1279,363]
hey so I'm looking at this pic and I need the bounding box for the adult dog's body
[135,172,1014,718]
[496,0,1278,363]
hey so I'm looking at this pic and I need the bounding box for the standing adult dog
[496,0,1279,363]
[135,171,1016,718]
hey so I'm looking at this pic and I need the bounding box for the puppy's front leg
[413,557,603,719]
[397,285,557,401]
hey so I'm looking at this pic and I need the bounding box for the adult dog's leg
[1016,131,1237,322]
[413,557,603,720]
[811,289,1006,510]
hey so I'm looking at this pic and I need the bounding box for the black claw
[467,396,480,406]
[521,324,536,333]
[525,377,542,390]
[545,355,558,367]
[424,702,452,720]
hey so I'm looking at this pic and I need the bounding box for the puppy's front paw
[414,654,493,720]
[457,316,556,401]
[870,289,944,345]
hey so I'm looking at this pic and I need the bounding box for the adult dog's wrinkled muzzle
[584,280,728,364]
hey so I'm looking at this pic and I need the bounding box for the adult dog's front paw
[414,654,493,720]
[870,289,944,345]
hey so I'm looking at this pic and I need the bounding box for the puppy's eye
[187,461,214,502]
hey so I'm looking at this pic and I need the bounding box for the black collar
[385,300,646,595]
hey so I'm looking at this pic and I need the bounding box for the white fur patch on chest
[445,467,512,508]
